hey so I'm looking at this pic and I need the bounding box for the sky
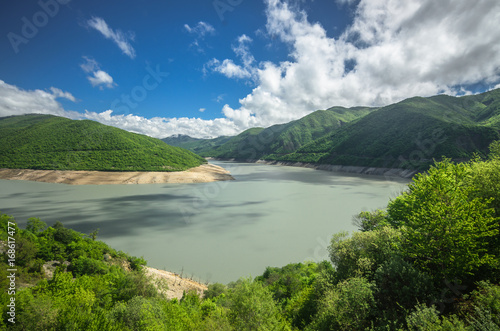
[0,0,499,139]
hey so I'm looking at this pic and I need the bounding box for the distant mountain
[166,89,500,171]
[0,114,206,171]
[162,134,232,156]
[271,90,500,170]
[167,106,373,160]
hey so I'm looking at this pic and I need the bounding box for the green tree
[328,226,403,281]
[226,278,291,330]
[26,217,47,234]
[406,304,467,331]
[488,140,500,160]
[387,160,498,280]
[352,209,389,232]
[308,277,375,331]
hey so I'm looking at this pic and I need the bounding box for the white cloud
[0,80,77,118]
[215,94,225,103]
[0,80,237,138]
[199,108,206,112]
[206,35,256,80]
[184,21,215,37]
[184,21,216,53]
[80,57,116,89]
[88,70,115,89]
[208,0,500,130]
[87,17,136,59]
[49,87,76,102]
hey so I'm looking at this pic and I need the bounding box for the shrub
[308,277,375,331]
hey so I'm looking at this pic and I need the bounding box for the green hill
[172,106,373,160]
[162,134,232,156]
[276,90,500,169]
[0,114,206,171]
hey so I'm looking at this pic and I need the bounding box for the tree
[308,277,375,331]
[89,228,99,241]
[26,217,47,234]
[328,227,403,281]
[226,278,291,330]
[387,160,498,280]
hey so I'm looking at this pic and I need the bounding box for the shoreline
[0,163,234,185]
[207,157,418,179]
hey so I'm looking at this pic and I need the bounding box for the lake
[0,161,409,283]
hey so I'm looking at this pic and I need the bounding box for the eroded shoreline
[206,157,418,179]
[0,163,234,185]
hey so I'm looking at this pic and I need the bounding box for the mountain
[168,106,373,160]
[0,114,206,171]
[165,89,500,171]
[162,134,232,156]
[272,90,500,169]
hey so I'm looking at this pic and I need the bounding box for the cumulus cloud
[199,108,206,112]
[87,17,136,59]
[80,57,116,89]
[209,0,500,130]
[0,80,237,138]
[0,80,77,118]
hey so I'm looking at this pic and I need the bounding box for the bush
[328,227,403,281]
[226,278,291,330]
[204,283,227,300]
[68,256,110,277]
[374,255,436,324]
[308,277,375,331]
[406,304,467,331]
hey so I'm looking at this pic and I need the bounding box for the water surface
[0,161,408,283]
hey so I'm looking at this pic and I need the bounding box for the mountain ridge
[165,89,500,170]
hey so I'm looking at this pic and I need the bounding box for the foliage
[308,277,375,331]
[328,226,403,281]
[387,159,499,280]
[177,89,500,170]
[169,106,373,160]
[406,304,467,331]
[353,209,390,231]
[2,146,500,329]
[0,114,206,171]
[225,278,291,330]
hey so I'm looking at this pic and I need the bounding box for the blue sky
[1,0,500,138]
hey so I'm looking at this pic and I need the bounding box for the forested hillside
[2,142,499,330]
[168,89,500,171]
[277,91,500,169]
[162,135,232,156]
[165,106,373,160]
[0,114,206,172]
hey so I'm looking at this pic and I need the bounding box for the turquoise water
[0,161,408,283]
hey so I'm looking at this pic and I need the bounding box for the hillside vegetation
[278,91,500,169]
[162,135,232,156]
[166,106,373,160]
[0,114,206,172]
[167,89,500,171]
[2,142,499,330]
